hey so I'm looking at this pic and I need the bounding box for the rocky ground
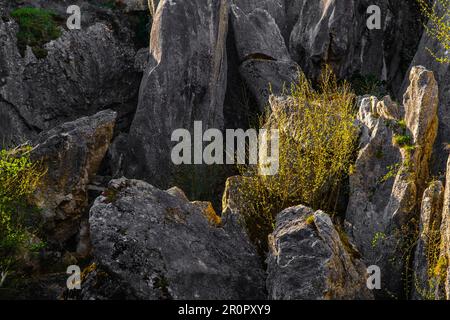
[0,0,449,300]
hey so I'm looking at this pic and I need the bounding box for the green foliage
[394,134,413,148]
[305,215,315,226]
[417,0,450,64]
[238,67,358,254]
[11,7,62,59]
[371,232,387,248]
[380,163,401,183]
[0,146,46,275]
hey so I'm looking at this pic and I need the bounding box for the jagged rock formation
[288,0,423,95]
[267,205,373,300]
[404,1,450,175]
[1,0,450,301]
[412,180,444,299]
[412,156,450,300]
[0,3,143,147]
[441,158,450,299]
[30,110,117,249]
[82,178,265,300]
[345,66,439,298]
[125,0,229,187]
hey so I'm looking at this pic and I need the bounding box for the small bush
[0,145,46,275]
[11,7,62,59]
[238,67,357,254]
[394,134,413,147]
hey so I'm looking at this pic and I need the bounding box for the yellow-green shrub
[0,146,46,273]
[238,68,357,254]
[417,0,450,64]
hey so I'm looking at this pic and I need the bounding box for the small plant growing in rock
[11,7,62,59]
[305,215,315,226]
[393,134,413,148]
[417,0,450,64]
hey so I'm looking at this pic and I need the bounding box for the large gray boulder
[82,178,265,300]
[30,110,117,248]
[126,0,229,187]
[345,66,439,298]
[267,205,373,300]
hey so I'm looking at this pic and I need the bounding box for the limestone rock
[440,157,450,299]
[82,178,265,300]
[230,2,300,112]
[267,205,373,300]
[289,0,423,94]
[30,110,117,245]
[126,0,229,187]
[404,2,450,175]
[345,66,439,298]
[412,181,444,300]
[0,15,141,146]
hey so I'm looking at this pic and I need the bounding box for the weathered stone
[267,205,373,300]
[30,110,117,245]
[121,0,148,12]
[0,15,140,146]
[231,0,286,40]
[440,156,450,299]
[83,178,265,300]
[126,0,229,188]
[404,2,450,175]
[230,6,289,62]
[346,66,439,298]
[289,0,423,94]
[240,59,300,112]
[412,181,444,300]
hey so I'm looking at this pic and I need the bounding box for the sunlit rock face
[346,66,439,299]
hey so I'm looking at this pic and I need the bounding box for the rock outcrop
[346,66,439,298]
[267,205,373,300]
[412,181,444,300]
[126,0,229,187]
[82,178,265,300]
[230,4,300,112]
[0,6,142,147]
[288,0,423,94]
[404,1,450,175]
[31,110,117,247]
[439,157,450,299]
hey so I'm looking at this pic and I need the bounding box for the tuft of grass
[11,7,62,59]
[305,215,315,226]
[394,134,413,148]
